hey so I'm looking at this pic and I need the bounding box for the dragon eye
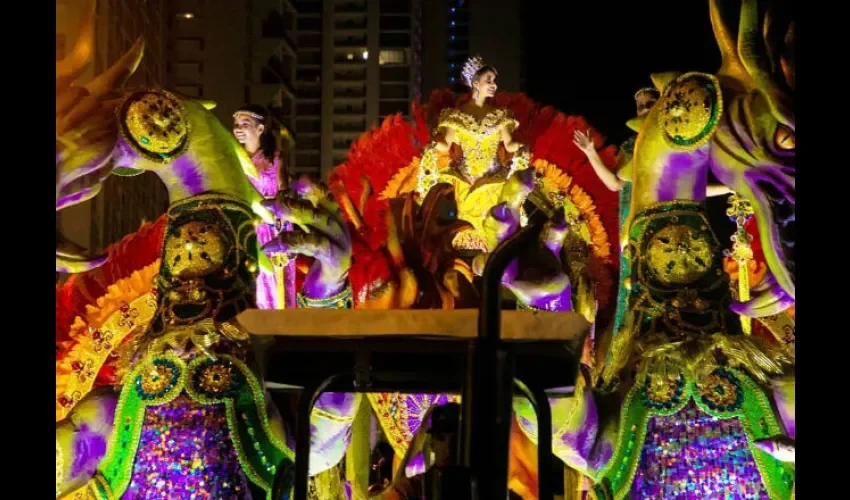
[774,125,795,151]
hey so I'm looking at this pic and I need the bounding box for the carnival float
[56,0,794,498]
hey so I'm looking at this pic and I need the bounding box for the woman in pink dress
[232,104,296,309]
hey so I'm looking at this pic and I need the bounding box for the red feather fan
[56,215,166,385]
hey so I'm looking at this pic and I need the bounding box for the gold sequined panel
[138,361,180,396]
[164,221,231,280]
[150,194,258,336]
[658,72,722,150]
[645,375,684,406]
[438,108,518,135]
[197,363,235,395]
[438,174,504,251]
[439,108,517,181]
[645,224,713,285]
[119,90,189,161]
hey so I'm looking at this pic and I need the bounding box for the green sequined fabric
[148,193,259,337]
[624,200,737,341]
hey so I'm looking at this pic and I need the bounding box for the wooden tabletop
[238,308,590,342]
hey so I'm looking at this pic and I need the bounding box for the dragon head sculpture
[633,0,795,318]
[707,0,795,316]
[57,1,263,275]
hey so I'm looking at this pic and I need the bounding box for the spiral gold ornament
[119,89,189,161]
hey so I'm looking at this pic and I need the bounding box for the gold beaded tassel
[272,217,291,310]
[273,253,289,310]
[726,193,755,334]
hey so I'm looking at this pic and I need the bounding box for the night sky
[524,0,721,145]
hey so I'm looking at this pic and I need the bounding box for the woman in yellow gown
[416,56,531,252]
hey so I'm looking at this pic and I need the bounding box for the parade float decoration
[55,4,310,497]
[588,0,796,497]
[55,0,795,498]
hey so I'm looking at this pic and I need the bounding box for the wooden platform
[240,309,589,394]
[239,308,590,341]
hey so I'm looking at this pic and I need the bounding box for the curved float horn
[709,0,746,78]
[738,0,773,87]
[84,38,145,97]
[781,22,795,90]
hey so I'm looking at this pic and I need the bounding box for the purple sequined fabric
[124,396,253,500]
[249,151,283,199]
[248,150,296,310]
[631,401,768,499]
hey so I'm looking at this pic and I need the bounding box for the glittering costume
[98,351,291,500]
[588,1,796,498]
[372,91,620,313]
[54,13,353,497]
[249,150,296,311]
[595,201,793,499]
[78,194,293,499]
[59,151,295,499]
[125,397,251,499]
[415,107,529,251]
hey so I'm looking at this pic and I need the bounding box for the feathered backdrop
[56,216,165,419]
[329,90,621,317]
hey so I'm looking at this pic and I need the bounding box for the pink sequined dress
[250,150,296,309]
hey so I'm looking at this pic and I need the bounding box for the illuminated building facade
[166,0,299,175]
[295,0,424,178]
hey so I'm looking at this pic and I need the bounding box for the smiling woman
[231,104,296,310]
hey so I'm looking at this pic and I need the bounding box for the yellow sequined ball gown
[416,106,530,251]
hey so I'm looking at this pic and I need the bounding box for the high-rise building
[166,0,299,174]
[56,0,170,256]
[295,0,523,179]
[421,0,524,97]
[295,0,424,179]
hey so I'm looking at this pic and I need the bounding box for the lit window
[177,12,194,19]
[379,49,407,66]
[362,50,369,60]
[347,53,354,60]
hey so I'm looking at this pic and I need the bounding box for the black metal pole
[289,374,350,500]
[514,381,554,500]
[477,220,544,343]
[461,221,544,499]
